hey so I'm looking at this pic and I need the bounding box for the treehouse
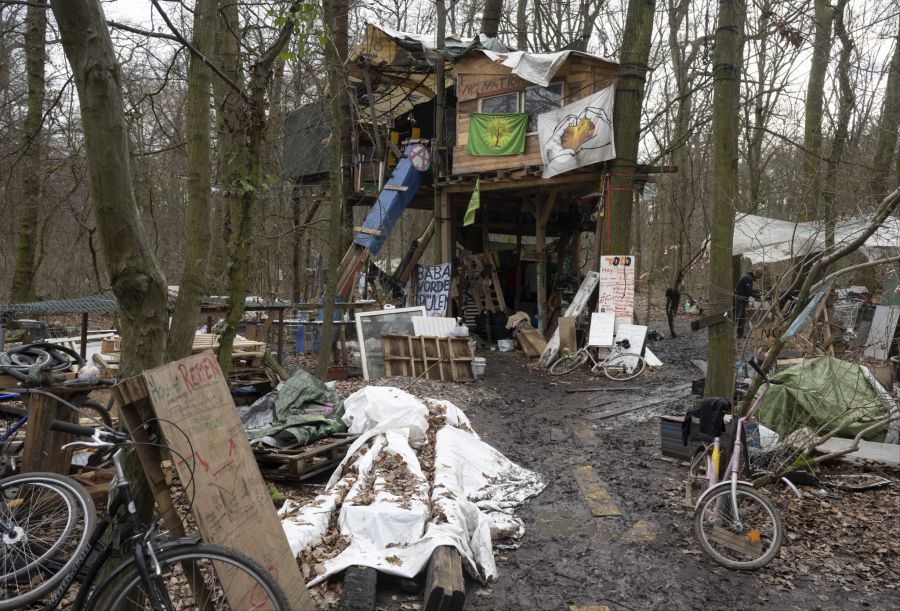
[284,23,642,330]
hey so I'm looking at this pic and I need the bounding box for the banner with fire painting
[537,86,616,179]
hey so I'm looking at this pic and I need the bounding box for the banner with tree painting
[467,113,528,156]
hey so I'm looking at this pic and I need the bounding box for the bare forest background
[0,0,897,313]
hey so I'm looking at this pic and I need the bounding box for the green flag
[464,178,480,226]
[467,113,528,156]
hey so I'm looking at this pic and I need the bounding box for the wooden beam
[339,565,378,611]
[424,546,465,611]
[440,170,605,193]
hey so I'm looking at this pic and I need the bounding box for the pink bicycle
[690,359,785,570]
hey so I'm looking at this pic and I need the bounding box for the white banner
[537,86,616,179]
[415,264,451,316]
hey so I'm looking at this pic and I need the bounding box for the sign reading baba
[415,263,451,316]
[467,113,528,156]
[537,86,616,178]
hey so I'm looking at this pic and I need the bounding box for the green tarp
[467,113,528,156]
[758,357,891,442]
[248,369,346,447]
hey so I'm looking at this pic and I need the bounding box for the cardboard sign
[415,263,451,316]
[599,255,635,317]
[141,352,313,609]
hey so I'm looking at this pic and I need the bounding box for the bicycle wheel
[602,354,646,381]
[86,542,291,610]
[550,350,590,376]
[74,399,114,428]
[693,483,783,570]
[0,472,96,609]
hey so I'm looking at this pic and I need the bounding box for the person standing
[734,270,761,338]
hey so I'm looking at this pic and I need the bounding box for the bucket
[498,339,515,352]
[472,357,487,380]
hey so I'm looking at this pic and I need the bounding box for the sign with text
[598,255,635,318]
[415,263,451,316]
[142,352,313,609]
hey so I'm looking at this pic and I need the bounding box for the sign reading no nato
[416,264,451,316]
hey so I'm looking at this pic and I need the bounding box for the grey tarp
[242,369,346,448]
[758,357,893,442]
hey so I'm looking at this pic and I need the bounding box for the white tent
[732,214,900,264]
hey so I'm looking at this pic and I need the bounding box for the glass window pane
[480,92,519,113]
[525,83,563,131]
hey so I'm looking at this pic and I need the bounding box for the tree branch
[106,20,181,42]
[149,0,248,102]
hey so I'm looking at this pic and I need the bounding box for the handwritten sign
[598,255,635,317]
[142,352,313,609]
[415,264,451,316]
[458,74,524,100]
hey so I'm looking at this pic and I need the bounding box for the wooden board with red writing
[141,351,313,610]
[598,255,636,318]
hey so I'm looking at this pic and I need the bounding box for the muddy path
[455,323,897,611]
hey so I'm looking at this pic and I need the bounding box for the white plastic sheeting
[733,213,900,263]
[481,49,616,88]
[280,386,546,586]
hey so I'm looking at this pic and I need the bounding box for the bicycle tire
[693,483,783,570]
[74,399,114,428]
[86,542,292,610]
[550,351,589,376]
[602,354,646,381]
[0,472,96,609]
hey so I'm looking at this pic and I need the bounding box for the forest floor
[315,316,899,611]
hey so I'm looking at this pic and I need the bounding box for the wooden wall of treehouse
[452,53,618,175]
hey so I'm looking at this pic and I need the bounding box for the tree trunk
[801,0,835,220]
[705,0,746,399]
[318,0,350,378]
[870,25,899,198]
[823,0,852,250]
[51,0,169,523]
[746,1,771,209]
[604,0,655,256]
[11,0,47,303]
[50,0,168,376]
[481,0,503,38]
[516,0,528,50]
[166,0,216,361]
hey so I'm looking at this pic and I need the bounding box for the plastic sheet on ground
[279,386,546,586]
[241,369,346,449]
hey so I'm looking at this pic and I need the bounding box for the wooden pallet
[253,433,357,482]
[382,334,474,381]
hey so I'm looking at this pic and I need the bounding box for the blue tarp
[352,143,424,255]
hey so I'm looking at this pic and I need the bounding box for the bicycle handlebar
[49,419,128,443]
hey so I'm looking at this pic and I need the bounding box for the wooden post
[80,312,89,359]
[534,193,556,333]
[21,390,81,474]
[515,212,523,311]
[440,190,451,264]
[277,307,285,365]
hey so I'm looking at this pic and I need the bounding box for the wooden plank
[540,271,602,365]
[135,351,314,609]
[424,546,465,611]
[353,226,382,236]
[382,184,408,192]
[691,311,731,331]
[708,525,764,557]
[864,305,900,360]
[572,465,622,517]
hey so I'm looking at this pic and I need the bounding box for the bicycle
[689,359,786,570]
[549,338,647,380]
[1,416,290,609]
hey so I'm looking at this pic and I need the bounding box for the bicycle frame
[40,446,174,611]
[694,380,772,512]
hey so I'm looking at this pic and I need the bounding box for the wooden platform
[382,334,474,381]
[253,433,358,481]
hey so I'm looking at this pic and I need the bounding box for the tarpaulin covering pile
[239,369,346,449]
[758,357,896,443]
[279,386,546,586]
